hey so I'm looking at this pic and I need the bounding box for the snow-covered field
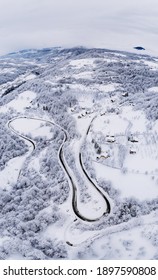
[11,118,53,139]
[0,90,36,113]
[0,47,158,260]
[86,106,158,200]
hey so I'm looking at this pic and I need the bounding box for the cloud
[0,0,158,55]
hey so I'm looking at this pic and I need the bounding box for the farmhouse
[128,135,139,143]
[96,154,110,161]
[106,135,116,143]
[129,149,136,154]
[122,92,128,97]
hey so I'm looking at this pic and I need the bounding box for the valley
[0,47,158,259]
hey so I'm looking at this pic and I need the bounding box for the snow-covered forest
[0,47,158,259]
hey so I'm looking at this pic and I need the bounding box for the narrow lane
[79,152,111,214]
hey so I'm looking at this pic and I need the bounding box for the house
[100,112,106,116]
[129,149,136,154]
[96,154,110,161]
[106,135,115,143]
[122,92,128,97]
[128,135,139,143]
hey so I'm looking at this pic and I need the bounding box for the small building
[106,135,115,143]
[129,149,136,154]
[100,112,106,116]
[128,135,139,143]
[122,92,128,97]
[96,154,110,161]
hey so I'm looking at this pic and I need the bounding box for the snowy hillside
[0,47,158,260]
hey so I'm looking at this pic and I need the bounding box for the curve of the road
[79,152,111,214]
[8,116,111,223]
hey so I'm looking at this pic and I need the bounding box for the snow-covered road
[8,116,111,224]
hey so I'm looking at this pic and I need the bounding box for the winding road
[8,116,111,223]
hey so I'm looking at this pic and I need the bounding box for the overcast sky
[0,0,158,55]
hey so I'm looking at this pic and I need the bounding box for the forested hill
[0,47,158,260]
[1,46,158,119]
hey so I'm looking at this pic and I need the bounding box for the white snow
[148,86,158,92]
[94,162,158,200]
[0,236,10,246]
[143,60,158,70]
[73,71,92,79]
[69,58,95,68]
[113,53,127,58]
[67,210,158,259]
[1,49,158,260]
[6,253,25,260]
[103,57,118,63]
[25,74,36,80]
[11,118,53,139]
[97,83,117,92]
[78,104,158,201]
[63,137,108,220]
[0,152,31,190]
[93,114,128,135]
[90,222,157,260]
[0,67,15,74]
[68,98,111,220]
[28,147,48,181]
[0,117,53,191]
[70,83,89,92]
[0,90,36,113]
[124,151,158,173]
[121,106,147,134]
